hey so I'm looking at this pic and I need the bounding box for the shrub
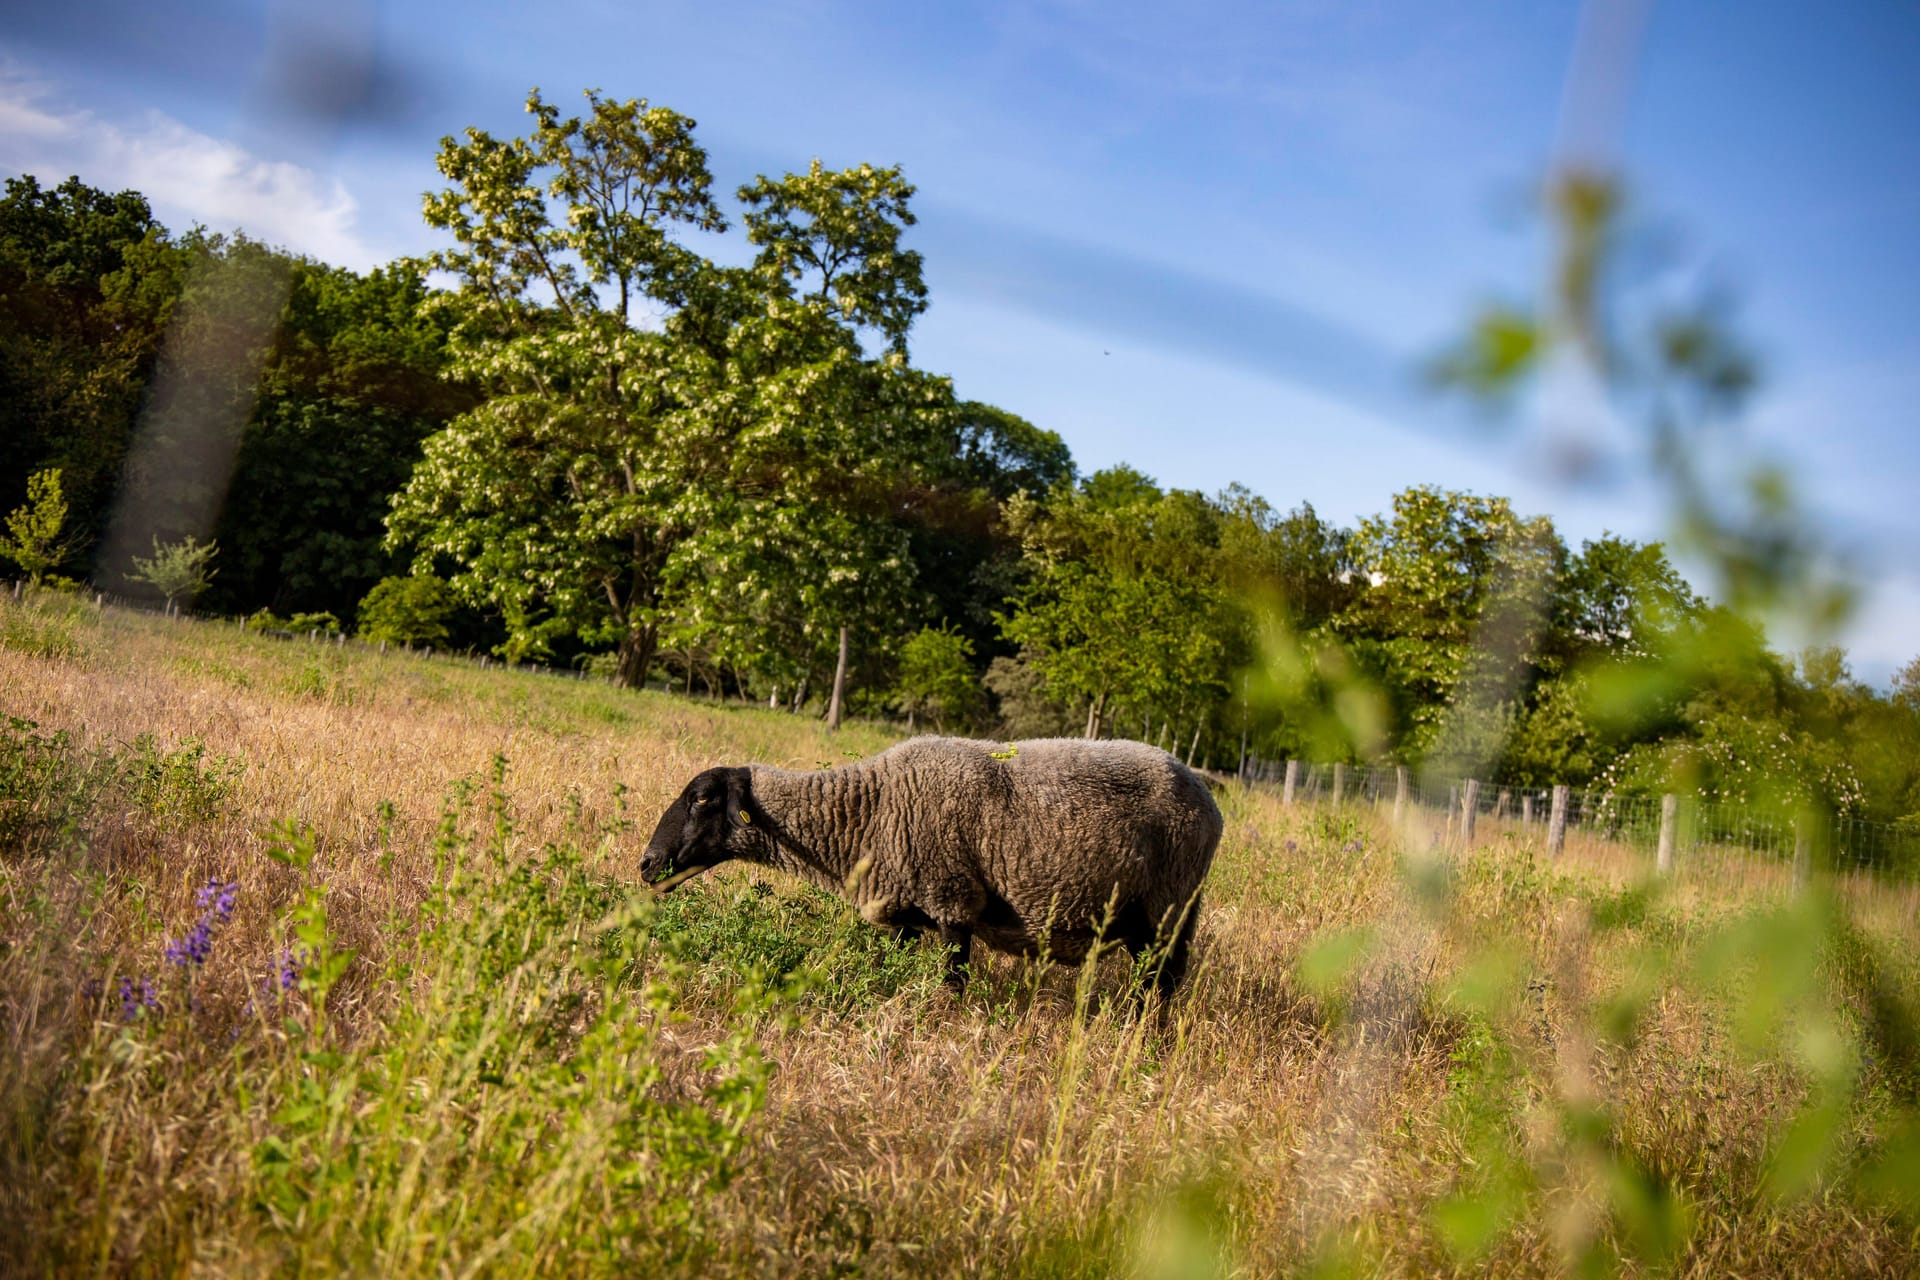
[0,716,109,851]
[0,591,90,661]
[286,611,342,636]
[356,575,456,647]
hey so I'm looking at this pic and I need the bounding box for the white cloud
[0,71,380,269]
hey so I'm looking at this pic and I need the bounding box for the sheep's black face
[641,767,750,890]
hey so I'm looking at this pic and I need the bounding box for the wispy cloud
[0,68,380,269]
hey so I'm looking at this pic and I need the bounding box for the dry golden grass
[2,594,1916,1277]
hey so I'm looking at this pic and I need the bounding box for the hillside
[2,591,1916,1277]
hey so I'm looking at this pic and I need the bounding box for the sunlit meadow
[2,590,1916,1277]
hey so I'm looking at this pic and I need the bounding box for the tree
[1332,485,1564,762]
[1215,487,1354,629]
[1895,657,1920,716]
[738,160,926,354]
[0,468,76,583]
[1552,534,1697,662]
[390,90,952,689]
[898,400,1077,674]
[129,535,217,609]
[389,89,734,682]
[0,176,175,565]
[998,478,1243,743]
[946,401,1075,500]
[208,258,467,619]
[894,623,983,731]
[356,574,458,647]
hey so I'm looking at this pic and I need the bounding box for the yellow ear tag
[738,810,751,823]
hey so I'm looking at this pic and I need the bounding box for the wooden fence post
[1332,763,1346,806]
[1547,785,1570,859]
[1461,780,1480,845]
[1393,766,1409,823]
[1283,760,1300,806]
[1521,794,1535,827]
[1793,822,1811,895]
[1656,793,1678,875]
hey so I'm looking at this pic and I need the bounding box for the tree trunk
[1187,721,1202,766]
[1083,688,1108,740]
[614,627,655,689]
[826,625,850,732]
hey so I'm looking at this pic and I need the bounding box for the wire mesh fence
[1240,755,1920,900]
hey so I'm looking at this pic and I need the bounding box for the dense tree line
[4,94,1918,832]
[1,174,466,623]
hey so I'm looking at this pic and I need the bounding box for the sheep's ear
[727,768,753,828]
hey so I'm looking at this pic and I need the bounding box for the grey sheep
[639,736,1224,996]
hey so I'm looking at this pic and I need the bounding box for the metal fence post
[1656,793,1678,875]
[1547,785,1569,858]
[1461,780,1480,845]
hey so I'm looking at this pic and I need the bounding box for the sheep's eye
[693,797,707,807]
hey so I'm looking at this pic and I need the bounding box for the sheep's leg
[1122,895,1201,1002]
[1149,895,1202,1000]
[880,904,938,949]
[938,922,974,990]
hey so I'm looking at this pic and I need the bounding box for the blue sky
[4,1,1915,680]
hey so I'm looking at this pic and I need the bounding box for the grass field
[3,590,1917,1277]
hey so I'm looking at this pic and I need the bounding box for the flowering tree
[389,90,952,689]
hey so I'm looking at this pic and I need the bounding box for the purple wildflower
[164,875,240,968]
[195,878,240,922]
[1284,839,1298,853]
[117,976,159,1020]
[165,917,216,967]
[278,948,302,991]
[1344,839,1363,854]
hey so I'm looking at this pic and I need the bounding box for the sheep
[639,736,1224,997]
